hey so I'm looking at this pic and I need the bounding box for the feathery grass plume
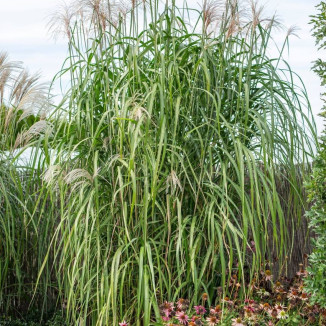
[166,170,183,193]
[225,0,242,38]
[202,0,224,33]
[286,25,300,38]
[48,1,77,40]
[13,120,52,149]
[130,105,149,121]
[64,167,92,183]
[0,52,20,105]
[78,0,110,30]
[4,106,15,129]
[0,52,49,151]
[249,0,265,30]
[18,105,46,122]
[42,164,62,184]
[13,130,31,149]
[27,120,53,136]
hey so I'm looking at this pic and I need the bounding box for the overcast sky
[0,0,324,134]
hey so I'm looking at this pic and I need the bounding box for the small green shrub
[304,141,326,308]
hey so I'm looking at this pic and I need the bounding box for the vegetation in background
[0,0,317,324]
[304,1,326,309]
[0,52,55,319]
[0,311,65,326]
[0,52,48,150]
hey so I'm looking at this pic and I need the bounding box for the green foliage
[304,138,326,308]
[310,2,326,50]
[304,151,326,307]
[304,1,326,309]
[0,312,65,326]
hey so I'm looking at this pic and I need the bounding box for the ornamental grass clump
[39,0,316,323]
[0,52,53,315]
[0,0,318,324]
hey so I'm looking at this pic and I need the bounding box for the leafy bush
[304,146,326,308]
[304,1,326,309]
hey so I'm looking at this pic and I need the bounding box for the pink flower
[159,301,174,318]
[221,297,234,305]
[277,310,288,320]
[260,302,270,311]
[300,292,309,301]
[296,264,308,277]
[176,311,189,325]
[232,317,245,326]
[119,321,128,326]
[267,308,278,318]
[177,298,190,311]
[194,305,206,315]
[206,316,219,325]
[296,270,308,277]
[191,316,203,325]
[287,288,299,300]
[244,305,255,313]
[262,270,273,281]
[210,305,222,316]
[275,304,286,313]
[162,316,171,321]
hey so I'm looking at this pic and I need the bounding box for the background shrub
[304,1,326,308]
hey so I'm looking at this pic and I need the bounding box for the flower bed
[120,264,326,325]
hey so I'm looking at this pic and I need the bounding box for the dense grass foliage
[0,53,53,316]
[0,0,317,324]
